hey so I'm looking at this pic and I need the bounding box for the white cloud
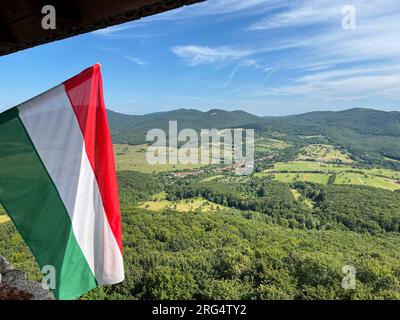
[224,59,278,87]
[297,65,400,83]
[144,0,286,21]
[125,55,148,66]
[248,0,400,30]
[256,63,400,102]
[248,1,338,30]
[245,0,400,66]
[92,23,162,42]
[93,24,136,36]
[238,0,400,105]
[171,45,254,65]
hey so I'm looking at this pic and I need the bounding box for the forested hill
[263,108,400,136]
[107,108,262,144]
[262,108,400,164]
[107,107,400,164]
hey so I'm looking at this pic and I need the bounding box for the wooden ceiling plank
[0,0,205,57]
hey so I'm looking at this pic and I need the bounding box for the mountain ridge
[107,107,400,165]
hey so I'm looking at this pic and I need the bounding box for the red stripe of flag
[63,64,123,253]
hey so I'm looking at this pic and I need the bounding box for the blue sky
[0,0,399,116]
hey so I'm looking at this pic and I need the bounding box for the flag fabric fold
[0,64,124,300]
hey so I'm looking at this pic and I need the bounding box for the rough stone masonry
[0,256,54,300]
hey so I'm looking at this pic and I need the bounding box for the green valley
[1,107,400,300]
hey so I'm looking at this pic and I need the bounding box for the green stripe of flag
[0,111,97,299]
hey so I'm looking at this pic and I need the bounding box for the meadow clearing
[256,161,400,191]
[114,144,207,172]
[139,197,226,213]
[297,144,353,163]
[0,215,10,224]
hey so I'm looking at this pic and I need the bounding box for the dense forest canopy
[1,170,400,300]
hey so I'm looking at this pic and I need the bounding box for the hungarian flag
[0,64,124,299]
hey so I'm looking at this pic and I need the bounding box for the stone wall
[0,256,54,300]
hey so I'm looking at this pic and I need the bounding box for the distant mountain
[107,108,263,145]
[263,108,400,137]
[107,107,400,164]
[261,108,400,163]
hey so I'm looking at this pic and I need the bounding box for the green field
[297,144,353,163]
[114,143,243,172]
[335,172,400,190]
[269,161,350,172]
[201,175,224,182]
[114,144,208,172]
[269,172,331,184]
[366,168,400,180]
[139,197,226,213]
[256,161,400,191]
[255,137,291,152]
[290,189,314,208]
[0,203,9,224]
[0,216,10,224]
[264,161,400,179]
[0,205,10,224]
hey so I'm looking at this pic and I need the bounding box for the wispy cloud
[125,55,149,66]
[248,0,400,30]
[248,1,337,30]
[91,0,285,36]
[191,0,281,15]
[93,24,137,36]
[97,46,149,66]
[166,0,400,110]
[143,0,287,21]
[224,59,278,87]
[245,0,400,67]
[226,0,400,105]
[92,23,162,44]
[171,45,255,66]
[98,47,121,52]
[252,62,400,103]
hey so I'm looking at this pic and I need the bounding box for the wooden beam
[0,0,206,57]
[0,23,18,46]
